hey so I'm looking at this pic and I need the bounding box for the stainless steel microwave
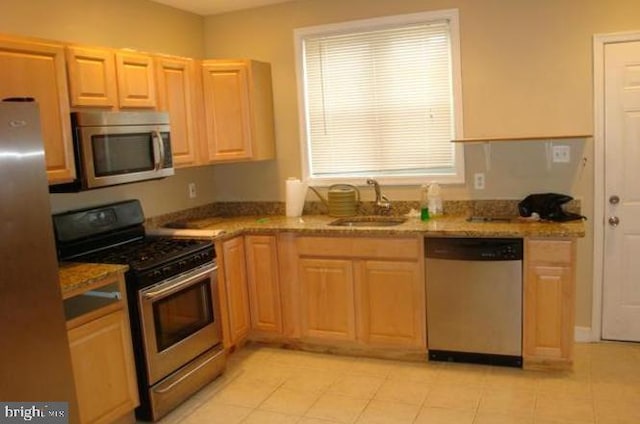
[50,111,173,192]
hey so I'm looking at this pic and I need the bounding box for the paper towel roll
[286,178,308,217]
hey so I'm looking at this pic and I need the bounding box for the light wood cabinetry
[244,235,283,335]
[289,235,426,351]
[524,238,576,365]
[0,35,75,184]
[66,46,118,107]
[65,274,138,424]
[155,55,201,167]
[217,236,251,349]
[115,51,156,108]
[201,59,275,163]
[299,258,356,342]
[66,45,156,109]
[356,260,425,348]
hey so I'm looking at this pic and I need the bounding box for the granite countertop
[59,214,584,299]
[159,214,586,239]
[59,262,129,299]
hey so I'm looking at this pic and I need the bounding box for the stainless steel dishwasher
[425,237,523,367]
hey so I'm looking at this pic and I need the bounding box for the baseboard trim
[575,326,596,342]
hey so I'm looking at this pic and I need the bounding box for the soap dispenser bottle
[420,185,430,221]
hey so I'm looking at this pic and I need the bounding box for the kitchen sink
[328,216,408,227]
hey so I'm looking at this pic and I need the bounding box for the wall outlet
[188,182,197,199]
[552,145,571,163]
[474,173,485,190]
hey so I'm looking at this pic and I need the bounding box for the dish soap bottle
[428,182,443,217]
[420,185,430,221]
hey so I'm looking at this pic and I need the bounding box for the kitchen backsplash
[146,199,581,228]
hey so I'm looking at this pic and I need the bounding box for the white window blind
[297,12,462,183]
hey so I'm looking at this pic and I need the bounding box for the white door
[602,40,640,342]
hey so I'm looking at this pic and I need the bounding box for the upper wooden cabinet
[155,56,201,167]
[66,46,118,107]
[0,36,76,184]
[116,51,157,108]
[523,238,576,366]
[201,59,276,163]
[66,46,157,109]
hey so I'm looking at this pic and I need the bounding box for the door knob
[609,195,620,205]
[609,216,620,227]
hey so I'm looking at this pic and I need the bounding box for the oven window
[92,133,155,176]
[152,280,213,352]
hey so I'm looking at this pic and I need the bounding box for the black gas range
[53,200,215,282]
[53,200,225,422]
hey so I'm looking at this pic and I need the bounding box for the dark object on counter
[518,193,586,222]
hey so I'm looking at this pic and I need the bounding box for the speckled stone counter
[159,214,586,239]
[59,262,129,299]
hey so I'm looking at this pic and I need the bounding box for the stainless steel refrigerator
[0,101,79,422]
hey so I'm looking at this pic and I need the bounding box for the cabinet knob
[609,195,620,205]
[608,216,620,227]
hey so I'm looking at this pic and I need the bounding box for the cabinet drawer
[295,236,420,260]
[527,239,573,264]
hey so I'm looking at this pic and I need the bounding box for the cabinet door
[524,239,575,362]
[221,237,251,346]
[0,36,75,184]
[68,310,139,424]
[66,46,117,107]
[356,260,426,349]
[155,56,200,167]
[115,51,156,108]
[201,60,252,162]
[245,235,282,334]
[298,258,356,342]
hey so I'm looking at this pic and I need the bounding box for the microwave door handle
[152,130,164,170]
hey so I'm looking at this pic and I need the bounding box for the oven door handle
[141,264,215,301]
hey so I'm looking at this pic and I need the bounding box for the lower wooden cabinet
[292,235,426,351]
[244,235,283,335]
[524,239,576,365]
[64,274,138,424]
[299,258,356,342]
[68,310,139,424]
[218,236,251,348]
[357,260,425,348]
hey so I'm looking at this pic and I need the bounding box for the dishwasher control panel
[425,237,523,261]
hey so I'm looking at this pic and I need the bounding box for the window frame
[294,9,464,186]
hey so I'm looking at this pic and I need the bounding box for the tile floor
[151,342,640,424]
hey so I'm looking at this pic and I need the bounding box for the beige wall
[0,0,214,217]
[202,0,640,328]
[0,0,204,57]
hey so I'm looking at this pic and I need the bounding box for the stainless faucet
[366,179,391,212]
